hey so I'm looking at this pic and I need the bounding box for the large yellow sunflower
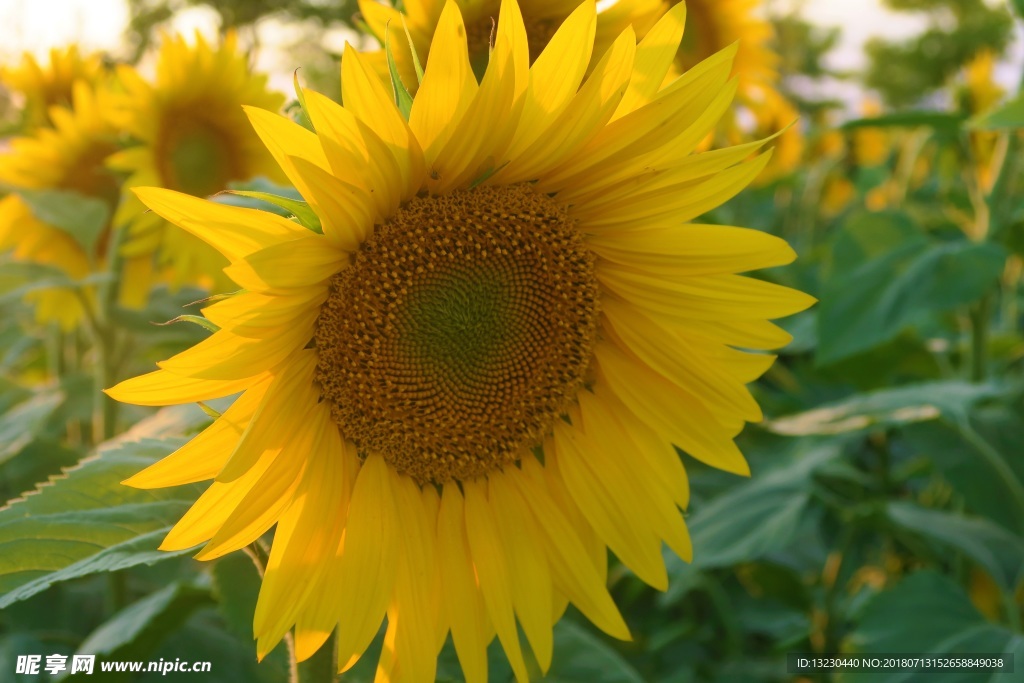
[1,46,105,131]
[0,81,121,330]
[108,1,812,680]
[106,32,286,295]
[358,0,664,84]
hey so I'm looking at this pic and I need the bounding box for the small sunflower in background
[0,46,106,132]
[959,50,1005,192]
[357,0,664,83]
[106,32,286,299]
[0,81,129,330]
[659,0,803,184]
[109,1,812,680]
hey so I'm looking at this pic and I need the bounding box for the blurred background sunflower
[106,31,285,297]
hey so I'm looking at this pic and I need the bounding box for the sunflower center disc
[314,184,599,485]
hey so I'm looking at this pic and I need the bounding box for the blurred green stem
[245,541,304,683]
[953,418,1024,534]
[91,225,127,442]
[297,633,337,683]
[968,292,991,382]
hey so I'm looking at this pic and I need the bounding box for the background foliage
[1,0,1024,681]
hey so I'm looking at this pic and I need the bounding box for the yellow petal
[438,485,493,683]
[594,342,750,475]
[340,45,426,200]
[244,105,331,200]
[428,0,528,193]
[588,223,795,276]
[463,478,530,683]
[598,265,816,321]
[254,410,349,657]
[223,234,345,292]
[106,368,267,406]
[334,454,399,672]
[408,0,478,164]
[122,380,270,489]
[500,1,595,164]
[157,322,315,381]
[602,300,763,422]
[133,187,305,261]
[552,420,667,589]
[614,3,686,118]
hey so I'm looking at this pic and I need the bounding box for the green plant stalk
[969,292,992,382]
[244,542,302,683]
[91,224,127,442]
[952,418,1024,533]
[297,633,338,683]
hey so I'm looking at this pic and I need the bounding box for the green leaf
[662,442,841,604]
[57,583,212,680]
[844,571,1022,683]
[0,260,111,307]
[886,502,1024,591]
[538,620,645,683]
[385,23,414,119]
[969,92,1024,130]
[211,553,292,673]
[1013,0,1024,19]
[841,111,965,135]
[817,240,1007,364]
[0,389,63,465]
[765,380,1004,436]
[0,404,213,608]
[14,188,110,257]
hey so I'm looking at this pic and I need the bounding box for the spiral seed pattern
[314,184,598,484]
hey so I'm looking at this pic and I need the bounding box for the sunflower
[1,46,105,131]
[0,81,122,330]
[358,0,664,85]
[959,50,1005,192]
[106,32,286,295]
[108,1,812,680]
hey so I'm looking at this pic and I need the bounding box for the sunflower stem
[90,223,127,442]
[952,417,1024,535]
[296,633,337,683]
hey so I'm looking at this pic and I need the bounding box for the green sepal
[386,22,415,119]
[222,190,323,234]
[292,69,315,132]
[402,16,425,85]
[152,314,220,334]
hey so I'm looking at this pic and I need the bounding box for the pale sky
[0,0,1020,108]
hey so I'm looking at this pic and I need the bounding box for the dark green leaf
[14,188,109,257]
[0,389,63,465]
[844,571,1021,683]
[210,552,290,673]
[0,404,212,608]
[58,583,212,680]
[886,502,1024,591]
[539,620,645,683]
[841,111,965,135]
[663,442,841,604]
[817,240,1007,364]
